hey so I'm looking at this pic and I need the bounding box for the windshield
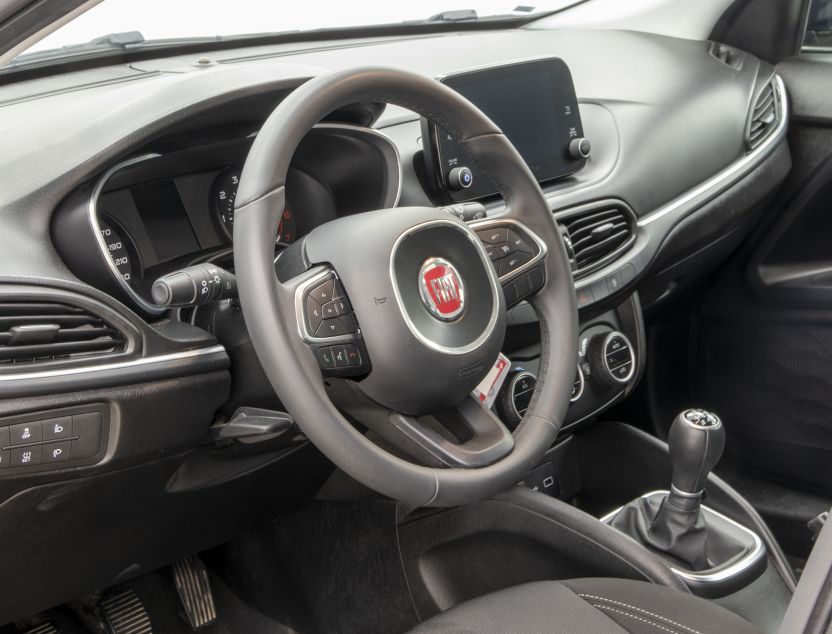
[11,0,576,67]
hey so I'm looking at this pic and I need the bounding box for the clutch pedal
[170,555,217,630]
[100,589,152,634]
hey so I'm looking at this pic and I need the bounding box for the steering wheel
[233,67,578,507]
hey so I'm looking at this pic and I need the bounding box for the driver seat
[408,577,760,634]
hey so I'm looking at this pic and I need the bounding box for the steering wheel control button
[499,252,533,276]
[507,230,535,255]
[477,227,509,245]
[42,417,72,441]
[418,258,465,322]
[316,318,348,337]
[10,421,42,445]
[11,445,42,467]
[306,296,323,332]
[332,345,350,368]
[528,266,545,292]
[589,331,636,387]
[317,347,336,370]
[344,344,362,367]
[309,279,335,305]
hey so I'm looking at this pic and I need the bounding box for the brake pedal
[171,555,217,630]
[100,589,152,634]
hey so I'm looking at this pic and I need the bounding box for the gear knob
[668,409,725,495]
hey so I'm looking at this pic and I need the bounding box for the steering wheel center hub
[418,257,465,322]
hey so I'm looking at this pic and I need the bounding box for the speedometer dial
[212,166,296,243]
[98,217,134,286]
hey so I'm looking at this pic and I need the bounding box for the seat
[408,577,760,634]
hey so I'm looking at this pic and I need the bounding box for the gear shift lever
[609,409,725,571]
[667,409,726,509]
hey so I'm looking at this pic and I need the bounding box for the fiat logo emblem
[418,258,465,321]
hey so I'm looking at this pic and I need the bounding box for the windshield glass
[11,0,576,67]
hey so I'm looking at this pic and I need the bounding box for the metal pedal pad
[100,588,152,634]
[22,623,59,634]
[171,555,217,630]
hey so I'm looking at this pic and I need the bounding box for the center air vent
[747,80,779,149]
[560,202,636,276]
[0,301,127,365]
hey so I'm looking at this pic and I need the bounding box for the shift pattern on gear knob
[669,408,726,496]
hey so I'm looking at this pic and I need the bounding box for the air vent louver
[709,42,744,70]
[0,301,126,365]
[747,81,778,149]
[561,203,635,274]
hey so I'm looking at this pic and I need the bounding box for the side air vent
[709,42,744,70]
[0,301,127,365]
[561,202,636,276]
[747,80,779,149]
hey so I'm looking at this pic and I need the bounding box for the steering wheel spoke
[390,396,515,468]
[470,218,548,308]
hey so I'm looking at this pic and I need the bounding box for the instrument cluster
[53,124,401,316]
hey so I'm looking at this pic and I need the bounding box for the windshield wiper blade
[88,31,146,47]
[5,31,148,68]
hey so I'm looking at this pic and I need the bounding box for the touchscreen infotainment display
[427,57,586,201]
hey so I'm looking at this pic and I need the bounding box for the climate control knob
[496,370,537,430]
[588,331,635,388]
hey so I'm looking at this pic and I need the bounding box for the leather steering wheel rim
[233,66,578,507]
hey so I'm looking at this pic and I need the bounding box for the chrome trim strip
[570,363,585,403]
[468,217,548,283]
[89,153,164,315]
[638,75,788,228]
[390,219,502,356]
[602,490,766,584]
[294,268,359,344]
[0,345,227,383]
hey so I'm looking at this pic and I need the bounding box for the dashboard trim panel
[638,75,788,228]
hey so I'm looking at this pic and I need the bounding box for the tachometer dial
[98,217,134,286]
[212,166,296,243]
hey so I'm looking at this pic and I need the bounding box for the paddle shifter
[609,409,725,570]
